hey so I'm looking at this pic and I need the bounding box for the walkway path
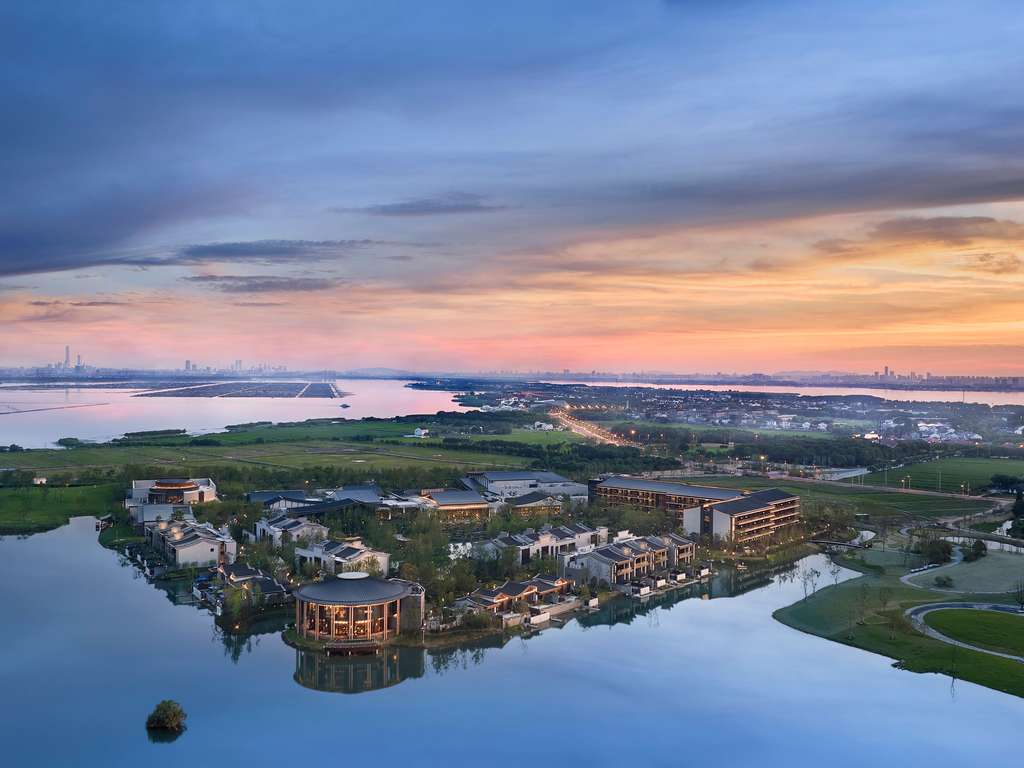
[899,545,963,590]
[904,603,1024,663]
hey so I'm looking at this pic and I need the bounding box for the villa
[455,575,571,614]
[254,514,329,547]
[295,537,391,576]
[144,518,236,568]
[476,522,609,566]
[561,533,695,587]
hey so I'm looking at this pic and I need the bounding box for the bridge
[921,525,1024,549]
[810,539,869,550]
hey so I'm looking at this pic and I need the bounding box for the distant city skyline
[2,2,1024,373]
[7,344,1024,384]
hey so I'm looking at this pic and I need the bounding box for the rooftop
[596,476,741,500]
[474,470,572,483]
[427,489,488,506]
[293,573,412,606]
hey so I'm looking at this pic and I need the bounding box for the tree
[922,539,952,565]
[1013,577,1024,611]
[829,561,842,587]
[877,586,892,615]
[963,539,987,562]
[225,586,245,618]
[146,700,187,732]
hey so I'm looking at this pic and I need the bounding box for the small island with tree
[146,700,187,737]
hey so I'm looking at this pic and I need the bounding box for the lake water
[0,379,464,448]
[544,380,1024,407]
[1,518,1019,767]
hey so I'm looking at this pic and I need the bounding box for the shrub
[146,700,187,732]
[933,575,954,589]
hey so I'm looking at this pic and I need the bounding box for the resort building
[125,477,218,524]
[561,533,695,587]
[463,470,589,504]
[590,476,738,516]
[218,562,262,584]
[144,519,237,568]
[245,490,320,511]
[295,537,391,576]
[592,476,801,546]
[327,484,386,506]
[293,572,425,647]
[455,576,571,614]
[254,514,329,547]
[684,488,802,547]
[476,522,609,566]
[504,491,564,517]
[421,489,491,525]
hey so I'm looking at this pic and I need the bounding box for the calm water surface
[0,379,464,448]
[0,519,1020,767]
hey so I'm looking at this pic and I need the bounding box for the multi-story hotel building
[703,488,801,546]
[591,476,740,516]
[592,476,800,546]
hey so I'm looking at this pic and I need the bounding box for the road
[551,410,638,447]
[905,602,1024,663]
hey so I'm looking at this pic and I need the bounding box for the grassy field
[856,457,1024,494]
[680,475,993,520]
[0,484,122,533]
[0,428,563,474]
[607,420,842,441]
[924,609,1024,657]
[775,548,1024,698]
[906,551,1024,593]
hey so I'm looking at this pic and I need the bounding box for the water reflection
[294,646,426,694]
[145,728,185,745]
[0,378,466,448]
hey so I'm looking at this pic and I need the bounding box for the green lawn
[857,457,1024,494]
[906,551,1024,593]
[393,428,582,447]
[0,484,122,533]
[775,552,1024,698]
[924,609,1024,657]
[0,436,534,474]
[681,475,992,521]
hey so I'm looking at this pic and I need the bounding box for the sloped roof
[597,476,740,500]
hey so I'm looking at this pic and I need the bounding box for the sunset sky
[2,1,1024,374]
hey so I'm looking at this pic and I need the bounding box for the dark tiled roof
[247,490,310,504]
[429,489,487,506]
[508,491,559,506]
[475,470,571,483]
[294,573,411,606]
[711,496,775,516]
[746,488,799,503]
[597,476,740,500]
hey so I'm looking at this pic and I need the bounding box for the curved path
[905,603,1024,663]
[899,545,963,590]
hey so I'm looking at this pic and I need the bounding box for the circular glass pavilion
[294,572,412,645]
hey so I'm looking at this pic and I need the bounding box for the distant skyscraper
[883,365,889,377]
[185,359,191,371]
[76,353,82,368]
[64,345,70,369]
